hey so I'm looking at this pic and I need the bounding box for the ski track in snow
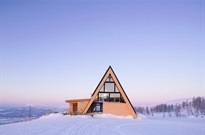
[0,114,204,135]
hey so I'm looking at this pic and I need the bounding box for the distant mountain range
[0,105,67,125]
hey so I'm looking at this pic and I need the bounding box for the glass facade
[96,76,125,103]
[88,74,126,113]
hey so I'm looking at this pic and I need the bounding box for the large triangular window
[97,74,125,103]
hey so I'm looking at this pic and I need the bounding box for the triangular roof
[83,66,137,118]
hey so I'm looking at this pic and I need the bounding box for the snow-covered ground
[0,113,204,135]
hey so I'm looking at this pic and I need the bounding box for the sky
[1,0,204,107]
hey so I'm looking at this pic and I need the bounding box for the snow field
[0,113,204,135]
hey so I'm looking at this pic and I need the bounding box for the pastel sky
[1,0,204,106]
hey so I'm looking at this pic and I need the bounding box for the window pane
[110,93,120,102]
[115,86,119,92]
[105,83,114,92]
[106,76,114,82]
[100,85,104,92]
[91,102,102,112]
[110,93,120,98]
[96,103,101,112]
[109,77,113,82]
[98,93,109,102]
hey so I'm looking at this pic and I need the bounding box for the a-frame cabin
[66,66,137,119]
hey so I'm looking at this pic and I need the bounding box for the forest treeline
[135,96,205,117]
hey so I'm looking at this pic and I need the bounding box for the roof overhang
[65,98,91,103]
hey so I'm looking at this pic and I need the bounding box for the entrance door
[92,102,102,112]
[73,103,78,114]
